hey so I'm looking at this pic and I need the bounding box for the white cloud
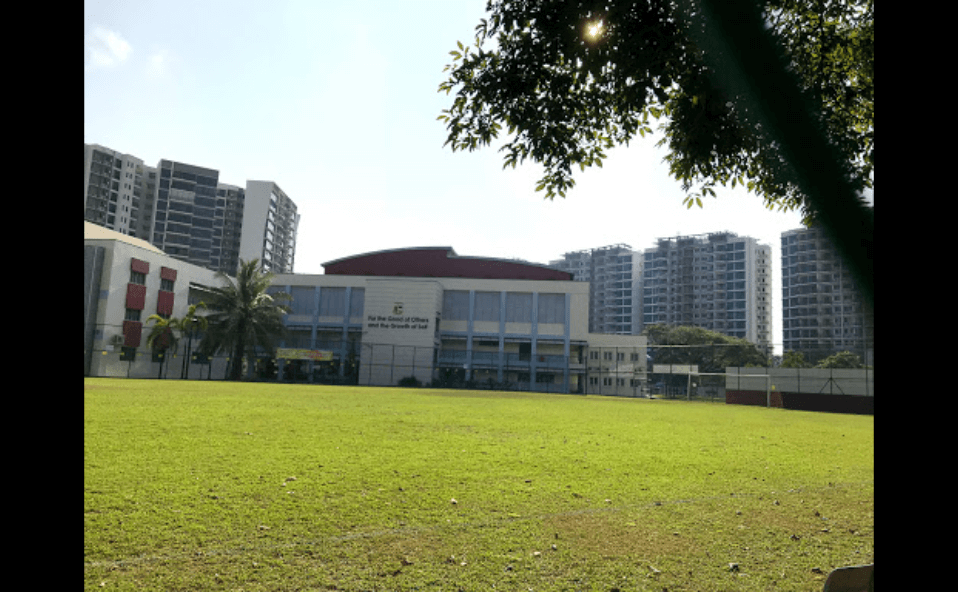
[85,26,132,71]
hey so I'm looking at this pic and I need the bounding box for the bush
[398,376,422,388]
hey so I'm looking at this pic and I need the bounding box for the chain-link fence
[85,327,872,405]
[85,346,264,381]
[644,341,874,402]
[85,341,644,396]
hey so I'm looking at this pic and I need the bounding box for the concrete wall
[725,367,874,414]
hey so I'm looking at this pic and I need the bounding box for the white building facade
[84,222,226,378]
[548,244,643,335]
[781,226,873,364]
[272,247,647,395]
[240,181,299,274]
[638,232,772,350]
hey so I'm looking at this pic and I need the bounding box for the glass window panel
[349,288,364,318]
[442,290,469,321]
[505,292,532,323]
[319,287,346,317]
[537,293,565,324]
[473,291,500,322]
[290,286,315,316]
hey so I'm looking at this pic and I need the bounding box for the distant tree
[815,350,862,369]
[644,324,770,373]
[780,350,812,368]
[438,0,873,224]
[199,259,291,381]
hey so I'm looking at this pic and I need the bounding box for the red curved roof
[323,247,572,281]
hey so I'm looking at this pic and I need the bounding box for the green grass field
[84,378,873,591]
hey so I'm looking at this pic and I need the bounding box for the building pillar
[465,290,475,381]
[498,291,506,383]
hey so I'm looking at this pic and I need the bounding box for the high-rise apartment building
[83,144,158,240]
[638,232,772,349]
[241,181,299,274]
[152,159,223,272]
[215,183,246,276]
[84,143,299,276]
[549,244,642,335]
[781,226,873,364]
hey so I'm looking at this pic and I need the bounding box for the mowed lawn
[84,378,873,591]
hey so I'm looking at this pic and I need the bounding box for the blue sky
[84,0,871,352]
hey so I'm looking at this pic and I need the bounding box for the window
[319,287,346,317]
[130,270,146,285]
[120,347,137,361]
[616,352,625,361]
[505,292,532,322]
[473,291,500,322]
[537,293,565,324]
[442,291,469,321]
[590,351,599,360]
[349,288,365,318]
[604,352,612,361]
[604,377,613,386]
[124,309,141,322]
[290,286,315,316]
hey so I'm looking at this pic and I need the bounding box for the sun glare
[586,20,604,41]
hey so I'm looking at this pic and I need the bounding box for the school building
[84,225,647,395]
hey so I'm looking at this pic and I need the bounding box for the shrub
[397,376,421,388]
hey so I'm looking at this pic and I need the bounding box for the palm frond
[197,258,289,379]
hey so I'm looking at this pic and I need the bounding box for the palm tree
[200,259,290,381]
[145,316,178,379]
[145,303,207,379]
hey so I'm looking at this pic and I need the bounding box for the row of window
[589,351,642,362]
[442,291,566,324]
[588,377,643,387]
[284,286,365,318]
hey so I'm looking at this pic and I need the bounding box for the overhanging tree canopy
[438,0,873,220]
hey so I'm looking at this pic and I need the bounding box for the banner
[276,348,334,361]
